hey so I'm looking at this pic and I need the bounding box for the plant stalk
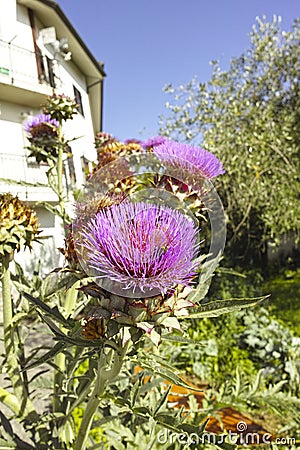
[1,253,35,417]
[74,343,128,450]
[53,284,79,413]
[57,123,67,229]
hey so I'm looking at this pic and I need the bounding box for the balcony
[0,40,53,106]
[0,153,69,202]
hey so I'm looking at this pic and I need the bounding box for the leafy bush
[262,268,300,336]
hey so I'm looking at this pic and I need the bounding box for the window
[73,85,84,116]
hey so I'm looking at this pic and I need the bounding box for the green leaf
[0,439,17,449]
[136,353,203,392]
[151,413,181,432]
[187,295,270,318]
[23,342,66,371]
[22,291,73,328]
[152,385,172,417]
[186,277,212,304]
[247,369,264,398]
[161,333,205,346]
[159,316,181,331]
[0,178,48,188]
[0,389,21,416]
[41,271,81,299]
[129,377,143,408]
[215,442,238,450]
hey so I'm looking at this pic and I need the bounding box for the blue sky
[57,0,299,141]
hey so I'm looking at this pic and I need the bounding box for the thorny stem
[57,121,67,229]
[53,121,73,412]
[1,253,35,417]
[53,283,79,413]
[74,341,129,450]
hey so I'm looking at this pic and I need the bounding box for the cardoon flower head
[78,201,199,296]
[124,138,143,145]
[153,140,225,179]
[95,138,143,170]
[94,131,116,149]
[0,193,40,255]
[24,114,59,136]
[142,135,169,151]
[43,93,78,121]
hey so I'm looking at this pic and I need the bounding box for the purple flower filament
[24,113,59,134]
[80,201,199,294]
[153,140,225,179]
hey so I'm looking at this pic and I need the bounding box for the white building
[0,0,106,272]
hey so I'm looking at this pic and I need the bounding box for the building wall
[0,0,103,274]
[0,0,17,42]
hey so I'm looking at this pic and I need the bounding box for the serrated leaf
[247,369,264,398]
[267,380,288,395]
[0,411,35,449]
[0,177,48,188]
[187,295,270,318]
[129,377,142,408]
[102,435,126,450]
[38,313,68,337]
[152,413,181,431]
[161,333,204,346]
[186,278,212,304]
[41,272,80,298]
[160,316,182,331]
[23,342,65,371]
[137,358,202,393]
[131,406,150,417]
[152,385,172,417]
[22,292,73,328]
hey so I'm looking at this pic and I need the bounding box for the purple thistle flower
[124,138,143,145]
[153,140,225,179]
[24,113,59,134]
[142,135,169,150]
[79,201,199,295]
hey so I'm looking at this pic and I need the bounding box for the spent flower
[94,134,143,169]
[0,193,40,256]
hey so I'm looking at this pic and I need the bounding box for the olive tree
[160,16,300,264]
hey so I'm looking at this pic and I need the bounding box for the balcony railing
[0,153,68,201]
[0,40,55,88]
[0,40,39,86]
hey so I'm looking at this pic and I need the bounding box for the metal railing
[0,40,40,86]
[0,153,70,201]
[0,153,48,185]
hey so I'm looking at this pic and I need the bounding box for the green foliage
[160,16,300,259]
[161,313,257,386]
[173,267,300,390]
[159,301,299,392]
[262,268,300,335]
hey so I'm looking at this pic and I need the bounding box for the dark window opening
[35,49,56,88]
[73,86,84,116]
[46,56,55,88]
[65,146,76,187]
